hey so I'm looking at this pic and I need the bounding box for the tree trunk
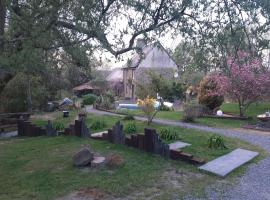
[238,99,244,117]
[0,0,6,51]
[26,76,32,113]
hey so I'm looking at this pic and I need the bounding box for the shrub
[53,122,65,131]
[95,91,115,110]
[124,122,137,134]
[82,94,97,105]
[159,127,180,141]
[159,103,171,111]
[123,114,135,121]
[90,120,107,130]
[183,101,203,122]
[208,135,227,149]
[198,75,224,111]
[137,96,158,125]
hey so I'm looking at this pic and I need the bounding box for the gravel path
[86,107,270,200]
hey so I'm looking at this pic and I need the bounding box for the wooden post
[144,128,155,152]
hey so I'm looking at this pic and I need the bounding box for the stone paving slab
[169,141,191,150]
[91,131,107,137]
[199,148,259,177]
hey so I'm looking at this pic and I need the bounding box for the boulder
[73,147,94,167]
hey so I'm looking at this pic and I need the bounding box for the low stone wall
[17,120,47,137]
[64,119,91,138]
[91,122,205,165]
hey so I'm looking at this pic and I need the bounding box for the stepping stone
[169,141,191,150]
[199,148,259,177]
[91,131,107,138]
[91,156,106,167]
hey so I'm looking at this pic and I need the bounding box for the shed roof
[106,68,123,82]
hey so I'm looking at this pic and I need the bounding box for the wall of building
[123,68,135,99]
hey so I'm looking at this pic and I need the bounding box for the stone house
[122,41,179,99]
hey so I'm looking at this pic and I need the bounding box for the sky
[96,34,181,69]
[93,1,270,70]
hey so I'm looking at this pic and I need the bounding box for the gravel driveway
[86,107,270,200]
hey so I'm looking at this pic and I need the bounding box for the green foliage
[123,114,135,121]
[95,91,115,110]
[181,71,204,86]
[0,73,48,112]
[82,94,97,105]
[90,120,107,130]
[159,103,171,111]
[183,101,203,122]
[198,76,224,111]
[124,122,137,134]
[135,69,184,101]
[159,128,180,141]
[208,135,227,149]
[53,122,65,131]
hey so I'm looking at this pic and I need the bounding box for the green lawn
[116,102,270,128]
[0,112,264,199]
[32,112,265,161]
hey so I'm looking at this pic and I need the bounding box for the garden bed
[242,124,270,132]
[202,113,252,120]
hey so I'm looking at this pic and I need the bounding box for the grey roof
[106,68,123,82]
[123,42,178,70]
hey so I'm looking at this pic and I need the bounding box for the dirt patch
[31,113,57,121]
[57,188,111,200]
[58,167,216,200]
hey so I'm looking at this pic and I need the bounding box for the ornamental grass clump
[208,135,227,149]
[159,128,180,141]
[124,122,137,134]
[137,96,158,125]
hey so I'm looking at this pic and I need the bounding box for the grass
[31,112,266,161]
[115,102,270,128]
[32,110,78,128]
[0,111,264,199]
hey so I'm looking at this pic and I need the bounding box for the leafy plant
[159,103,171,111]
[137,96,158,125]
[95,91,115,110]
[198,75,224,111]
[90,120,107,130]
[208,135,227,149]
[159,128,180,141]
[53,122,65,131]
[124,122,137,134]
[82,94,97,105]
[123,114,135,120]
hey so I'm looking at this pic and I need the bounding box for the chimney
[136,38,146,49]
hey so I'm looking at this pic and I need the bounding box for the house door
[131,84,135,99]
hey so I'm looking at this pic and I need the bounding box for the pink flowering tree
[211,52,270,117]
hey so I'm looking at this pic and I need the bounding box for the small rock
[106,154,125,168]
[91,156,106,168]
[73,147,94,167]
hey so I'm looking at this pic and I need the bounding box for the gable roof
[123,41,178,70]
[106,68,123,82]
